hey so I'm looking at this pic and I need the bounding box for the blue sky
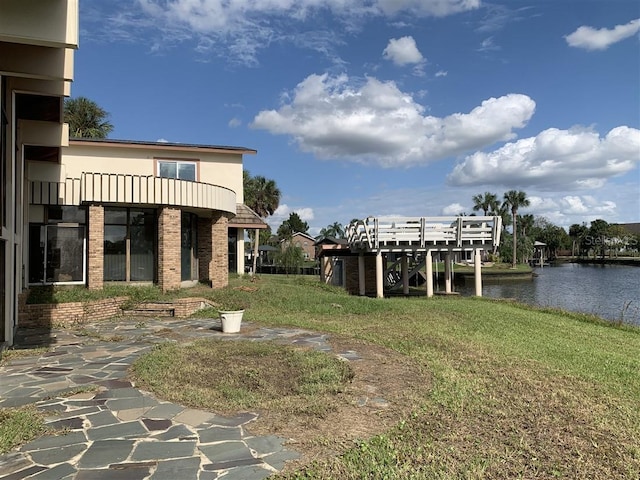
[75,0,639,235]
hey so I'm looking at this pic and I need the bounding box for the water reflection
[456,263,640,325]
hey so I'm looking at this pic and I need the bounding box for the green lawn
[201,275,639,479]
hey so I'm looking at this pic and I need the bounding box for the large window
[29,206,86,285]
[104,208,156,282]
[181,212,198,281]
[157,159,197,181]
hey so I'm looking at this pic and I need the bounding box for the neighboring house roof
[617,223,640,235]
[290,232,316,242]
[228,204,269,229]
[314,236,348,246]
[69,138,257,155]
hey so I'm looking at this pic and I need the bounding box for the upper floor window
[157,159,197,181]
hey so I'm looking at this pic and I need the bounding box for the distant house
[290,232,317,260]
[617,223,640,235]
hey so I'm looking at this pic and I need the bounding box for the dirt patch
[247,335,431,471]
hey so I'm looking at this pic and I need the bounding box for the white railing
[30,173,237,215]
[347,216,502,251]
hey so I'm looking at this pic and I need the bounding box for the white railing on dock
[346,216,502,251]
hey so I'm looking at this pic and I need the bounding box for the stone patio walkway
[0,318,363,479]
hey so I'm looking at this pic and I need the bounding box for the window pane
[178,163,196,181]
[28,225,45,284]
[104,208,127,225]
[130,222,155,281]
[104,225,126,281]
[47,206,86,224]
[159,161,176,179]
[45,226,84,283]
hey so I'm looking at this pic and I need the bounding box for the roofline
[69,138,257,155]
[291,231,316,241]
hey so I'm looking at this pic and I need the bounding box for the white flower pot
[219,310,244,333]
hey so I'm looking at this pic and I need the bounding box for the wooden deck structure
[344,216,502,298]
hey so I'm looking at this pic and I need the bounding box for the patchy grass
[0,407,49,455]
[195,275,639,479]
[130,339,354,417]
[0,346,51,366]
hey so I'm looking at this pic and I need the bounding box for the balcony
[29,173,237,215]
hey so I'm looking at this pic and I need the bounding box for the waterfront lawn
[202,275,639,479]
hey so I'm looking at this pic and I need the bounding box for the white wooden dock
[343,216,502,298]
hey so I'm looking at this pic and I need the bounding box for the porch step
[122,303,175,318]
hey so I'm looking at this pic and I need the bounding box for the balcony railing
[30,173,237,215]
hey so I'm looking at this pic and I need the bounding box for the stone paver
[0,317,388,478]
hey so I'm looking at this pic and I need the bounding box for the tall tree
[243,171,281,275]
[64,97,113,139]
[318,222,345,239]
[277,212,309,239]
[472,192,500,216]
[569,223,588,257]
[503,190,530,267]
[243,172,281,218]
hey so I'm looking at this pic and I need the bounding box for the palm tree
[243,171,281,274]
[244,173,281,218]
[64,97,113,139]
[318,222,344,239]
[472,192,499,216]
[503,190,530,267]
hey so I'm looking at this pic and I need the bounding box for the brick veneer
[345,254,378,296]
[158,206,181,292]
[87,204,104,290]
[19,297,128,328]
[19,296,214,328]
[211,213,229,288]
[197,216,214,285]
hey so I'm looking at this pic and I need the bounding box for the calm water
[456,263,640,325]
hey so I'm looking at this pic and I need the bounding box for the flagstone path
[0,318,364,479]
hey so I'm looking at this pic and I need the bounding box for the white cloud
[251,73,535,167]
[102,1,478,66]
[478,36,500,52]
[447,126,640,189]
[383,36,424,65]
[441,203,466,215]
[269,204,315,230]
[435,70,448,77]
[565,18,640,51]
[228,117,242,127]
[156,138,169,142]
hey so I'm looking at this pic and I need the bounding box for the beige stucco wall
[60,144,244,202]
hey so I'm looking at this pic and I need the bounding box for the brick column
[211,213,229,288]
[197,216,213,286]
[87,204,104,290]
[158,207,181,292]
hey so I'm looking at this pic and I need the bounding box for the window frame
[155,158,199,182]
[104,207,157,283]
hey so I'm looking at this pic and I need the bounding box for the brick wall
[19,297,213,328]
[87,204,104,290]
[211,213,229,288]
[197,216,214,286]
[19,297,128,328]
[345,254,378,296]
[158,207,181,292]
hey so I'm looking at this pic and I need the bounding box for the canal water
[455,263,640,326]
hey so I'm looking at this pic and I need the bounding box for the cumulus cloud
[269,204,315,230]
[435,70,448,77]
[441,203,466,215]
[383,36,424,65]
[447,126,640,189]
[565,18,640,51]
[228,117,242,128]
[251,73,535,167]
[96,0,479,65]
